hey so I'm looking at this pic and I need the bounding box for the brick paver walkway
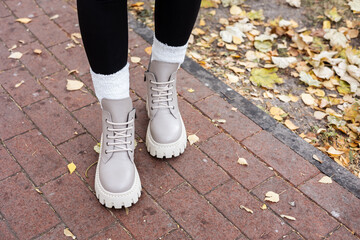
[1,1,359,239]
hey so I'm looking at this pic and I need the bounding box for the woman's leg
[77,0,129,102]
[154,0,202,47]
[77,0,141,209]
[145,0,201,158]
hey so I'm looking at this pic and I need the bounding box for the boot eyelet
[151,107,153,110]
[105,150,108,154]
[106,142,109,146]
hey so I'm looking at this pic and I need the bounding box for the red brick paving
[0,15,36,47]
[0,90,34,140]
[243,130,319,186]
[34,223,68,240]
[39,70,96,111]
[27,14,68,48]
[0,172,60,239]
[24,97,85,145]
[0,1,359,239]
[0,218,17,240]
[89,223,132,240]
[115,192,177,240]
[251,176,339,240]
[206,180,291,240]
[158,183,242,239]
[41,173,115,239]
[326,226,358,240]
[199,133,274,190]
[299,173,360,234]
[0,144,20,180]
[0,66,49,107]
[5,129,67,186]
[195,94,261,141]
[15,41,63,78]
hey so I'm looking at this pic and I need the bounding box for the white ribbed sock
[151,35,188,64]
[90,62,130,104]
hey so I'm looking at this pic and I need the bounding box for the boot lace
[150,79,175,110]
[105,118,134,154]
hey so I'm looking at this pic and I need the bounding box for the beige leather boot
[144,60,187,158]
[95,97,141,208]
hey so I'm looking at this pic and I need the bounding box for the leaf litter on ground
[129,0,360,178]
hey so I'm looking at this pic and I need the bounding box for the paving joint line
[129,15,360,199]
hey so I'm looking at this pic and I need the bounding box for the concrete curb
[129,17,360,199]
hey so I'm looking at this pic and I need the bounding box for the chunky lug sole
[95,135,142,209]
[145,117,187,158]
[95,162,142,209]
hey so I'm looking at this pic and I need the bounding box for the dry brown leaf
[15,80,25,88]
[313,154,323,163]
[66,79,84,91]
[237,157,248,166]
[49,14,59,20]
[226,73,239,83]
[130,56,141,63]
[319,176,332,184]
[314,111,327,120]
[188,134,199,145]
[281,215,296,221]
[16,18,32,24]
[8,52,22,59]
[240,205,253,214]
[301,93,316,106]
[327,146,344,156]
[226,44,238,51]
[265,191,280,203]
[230,5,242,15]
[285,119,299,130]
[63,228,76,239]
[33,49,42,54]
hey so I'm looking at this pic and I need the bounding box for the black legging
[77,0,201,75]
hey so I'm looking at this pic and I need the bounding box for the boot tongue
[149,60,179,82]
[101,97,132,124]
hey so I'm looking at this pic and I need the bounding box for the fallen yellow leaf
[67,162,76,174]
[144,46,152,55]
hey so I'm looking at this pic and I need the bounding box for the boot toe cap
[99,154,135,193]
[150,114,182,144]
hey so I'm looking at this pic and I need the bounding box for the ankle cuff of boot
[151,35,188,64]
